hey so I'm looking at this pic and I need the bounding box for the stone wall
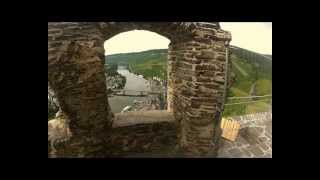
[48,22,231,156]
[50,121,178,158]
[49,111,272,158]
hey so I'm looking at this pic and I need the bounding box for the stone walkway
[217,111,272,158]
[112,110,272,158]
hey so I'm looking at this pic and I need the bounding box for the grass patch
[255,79,272,95]
[246,101,270,114]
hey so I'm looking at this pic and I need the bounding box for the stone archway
[48,22,231,156]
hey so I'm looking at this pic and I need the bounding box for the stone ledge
[113,110,174,128]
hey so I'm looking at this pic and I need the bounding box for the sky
[220,22,272,54]
[104,22,272,55]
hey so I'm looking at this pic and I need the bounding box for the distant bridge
[109,89,164,97]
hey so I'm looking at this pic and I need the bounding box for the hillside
[105,47,272,94]
[223,45,272,116]
[228,45,272,95]
[106,49,168,79]
[105,47,272,116]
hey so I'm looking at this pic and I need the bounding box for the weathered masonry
[48,22,231,156]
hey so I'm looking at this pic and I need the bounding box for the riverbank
[105,64,126,90]
[128,63,167,81]
[106,73,126,90]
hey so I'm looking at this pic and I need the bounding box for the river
[108,65,152,113]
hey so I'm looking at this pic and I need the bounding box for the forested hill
[106,49,168,79]
[106,49,167,65]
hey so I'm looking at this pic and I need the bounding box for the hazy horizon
[104,22,272,56]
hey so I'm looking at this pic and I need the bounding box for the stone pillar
[48,41,113,156]
[171,28,231,155]
[167,43,175,113]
